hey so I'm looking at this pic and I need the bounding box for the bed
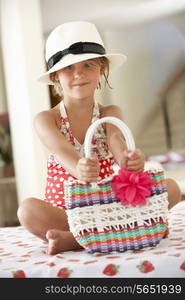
[0,202,185,278]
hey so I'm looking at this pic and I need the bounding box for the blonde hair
[50,57,111,98]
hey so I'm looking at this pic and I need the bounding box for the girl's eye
[64,65,73,70]
[85,61,99,69]
[84,63,92,68]
[85,61,97,68]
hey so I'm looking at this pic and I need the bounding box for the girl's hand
[76,157,100,182]
[120,149,145,173]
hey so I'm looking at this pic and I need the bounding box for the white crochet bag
[64,117,169,253]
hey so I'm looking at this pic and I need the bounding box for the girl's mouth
[73,82,89,87]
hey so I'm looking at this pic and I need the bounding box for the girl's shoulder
[34,103,61,128]
[99,104,124,120]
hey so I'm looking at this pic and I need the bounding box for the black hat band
[47,42,106,70]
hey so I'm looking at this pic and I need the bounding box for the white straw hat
[37,21,127,85]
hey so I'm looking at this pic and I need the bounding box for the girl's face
[56,59,102,100]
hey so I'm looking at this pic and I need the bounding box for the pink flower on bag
[111,167,156,206]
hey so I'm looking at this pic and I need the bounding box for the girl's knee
[166,178,182,209]
[17,197,38,224]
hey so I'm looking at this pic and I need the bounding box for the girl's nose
[73,66,84,78]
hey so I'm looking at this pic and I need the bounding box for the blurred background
[0,0,185,226]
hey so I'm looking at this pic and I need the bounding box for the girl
[17,21,181,255]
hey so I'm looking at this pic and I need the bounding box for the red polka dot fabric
[45,157,115,209]
[44,101,115,209]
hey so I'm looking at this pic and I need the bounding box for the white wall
[99,15,185,136]
[169,11,185,34]
[0,47,7,113]
[1,0,51,203]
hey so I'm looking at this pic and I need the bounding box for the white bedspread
[0,203,185,278]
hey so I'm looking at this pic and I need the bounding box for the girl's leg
[18,178,181,254]
[17,198,82,254]
[166,178,182,209]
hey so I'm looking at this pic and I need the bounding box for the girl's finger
[81,171,99,177]
[127,158,143,167]
[81,175,100,182]
[80,159,99,167]
[81,165,99,172]
[127,165,144,172]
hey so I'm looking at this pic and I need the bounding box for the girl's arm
[102,105,145,171]
[34,111,99,180]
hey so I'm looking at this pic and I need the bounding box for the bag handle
[84,116,136,158]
